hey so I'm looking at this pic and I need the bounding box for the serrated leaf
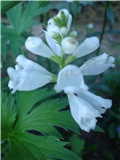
[1,93,17,140]
[6,1,54,34]
[16,88,56,119]
[1,89,80,159]
[4,132,80,160]
[15,94,79,138]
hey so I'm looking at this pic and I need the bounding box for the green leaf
[70,133,85,155]
[1,93,17,140]
[4,132,80,160]
[1,24,25,57]
[1,1,21,15]
[14,90,79,138]
[94,125,104,133]
[6,1,54,34]
[6,2,23,35]
[1,89,80,159]
[16,88,56,120]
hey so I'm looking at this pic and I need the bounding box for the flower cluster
[7,9,115,132]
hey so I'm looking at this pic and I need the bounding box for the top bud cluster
[25,9,100,68]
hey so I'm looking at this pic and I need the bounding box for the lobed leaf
[14,90,79,138]
[6,1,54,34]
[4,132,80,160]
[1,89,80,159]
[15,88,56,120]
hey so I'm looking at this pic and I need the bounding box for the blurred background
[1,1,120,160]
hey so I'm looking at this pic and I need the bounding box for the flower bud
[61,37,78,54]
[60,27,67,36]
[69,31,78,37]
[25,37,54,58]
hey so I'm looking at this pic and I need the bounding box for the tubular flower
[79,53,115,75]
[7,55,53,94]
[25,36,55,58]
[44,31,63,57]
[25,36,63,58]
[73,37,99,58]
[54,65,112,132]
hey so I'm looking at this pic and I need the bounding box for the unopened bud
[61,37,78,54]
[60,27,67,36]
[69,31,78,37]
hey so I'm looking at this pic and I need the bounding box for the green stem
[60,55,65,69]
[96,2,108,55]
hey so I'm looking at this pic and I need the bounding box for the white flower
[61,37,78,54]
[47,18,61,37]
[77,90,112,115]
[80,53,115,75]
[47,9,72,37]
[54,65,87,93]
[7,55,53,94]
[54,65,112,132]
[44,31,63,57]
[73,37,99,58]
[67,94,99,132]
[25,36,64,58]
[25,36,55,58]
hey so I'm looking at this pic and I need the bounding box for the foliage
[1,1,53,57]
[1,1,21,15]
[1,89,80,160]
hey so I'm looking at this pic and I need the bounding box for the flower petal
[61,37,78,54]
[54,65,84,93]
[47,19,61,36]
[7,67,52,93]
[73,37,99,58]
[77,89,112,115]
[25,36,54,58]
[67,94,99,132]
[7,56,53,93]
[15,55,53,76]
[80,53,115,75]
[44,31,63,57]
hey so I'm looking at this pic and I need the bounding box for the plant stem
[96,2,108,55]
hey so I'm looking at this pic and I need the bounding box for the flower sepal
[51,75,58,83]
[65,55,76,65]
[50,55,62,64]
